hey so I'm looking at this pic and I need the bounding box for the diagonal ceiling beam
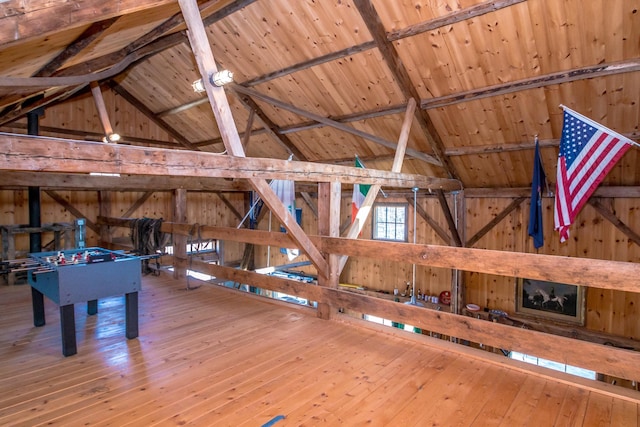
[353,0,459,180]
[232,85,441,166]
[234,94,306,160]
[0,0,177,46]
[178,0,329,279]
[34,18,120,77]
[107,81,200,151]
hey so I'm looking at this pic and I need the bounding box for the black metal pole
[27,109,45,326]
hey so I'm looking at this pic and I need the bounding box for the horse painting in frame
[516,278,585,325]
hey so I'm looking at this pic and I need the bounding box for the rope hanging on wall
[130,218,170,255]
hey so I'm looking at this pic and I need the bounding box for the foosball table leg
[125,292,139,339]
[60,304,77,357]
[87,299,98,315]
[31,288,45,327]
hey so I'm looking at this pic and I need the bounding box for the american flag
[554,106,633,242]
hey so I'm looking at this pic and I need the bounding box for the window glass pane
[373,204,407,242]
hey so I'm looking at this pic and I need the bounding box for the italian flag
[351,157,370,223]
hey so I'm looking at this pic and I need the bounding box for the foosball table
[28,247,142,356]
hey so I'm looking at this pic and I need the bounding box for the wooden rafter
[422,59,640,111]
[214,192,243,222]
[0,0,176,46]
[178,0,330,279]
[35,18,120,77]
[107,82,200,151]
[234,93,305,160]
[232,85,441,166]
[353,0,458,179]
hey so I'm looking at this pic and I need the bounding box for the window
[373,203,408,242]
[509,351,596,380]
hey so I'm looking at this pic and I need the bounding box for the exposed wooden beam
[388,0,526,41]
[90,82,115,139]
[0,171,251,192]
[122,192,154,218]
[0,0,176,46]
[2,122,182,148]
[466,197,526,247]
[318,236,640,292]
[588,199,640,247]
[408,196,453,245]
[444,131,639,156]
[107,82,200,151]
[243,42,377,87]
[300,191,318,218]
[353,0,458,179]
[232,85,441,166]
[465,187,640,198]
[338,98,417,274]
[234,93,306,160]
[436,190,463,247]
[0,134,461,190]
[215,192,243,222]
[422,59,640,111]
[178,0,329,279]
[43,190,99,233]
[35,18,120,77]
[241,108,255,151]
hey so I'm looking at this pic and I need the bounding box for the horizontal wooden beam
[1,171,251,192]
[104,219,640,294]
[0,134,461,190]
[318,237,640,292]
[465,187,640,198]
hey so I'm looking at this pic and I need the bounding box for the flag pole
[559,104,640,149]
[534,135,552,197]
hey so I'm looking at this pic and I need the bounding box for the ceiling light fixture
[102,133,121,143]
[192,79,205,93]
[210,70,234,87]
[192,70,234,92]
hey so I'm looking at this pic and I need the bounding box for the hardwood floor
[1,273,638,426]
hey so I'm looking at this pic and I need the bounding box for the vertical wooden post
[316,181,341,320]
[452,190,466,315]
[98,191,112,248]
[173,188,188,280]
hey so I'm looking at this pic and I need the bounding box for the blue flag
[528,139,546,248]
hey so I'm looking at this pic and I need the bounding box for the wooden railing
[97,216,640,384]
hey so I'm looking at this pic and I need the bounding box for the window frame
[372,202,409,242]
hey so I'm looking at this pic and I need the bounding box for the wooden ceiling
[0,0,639,191]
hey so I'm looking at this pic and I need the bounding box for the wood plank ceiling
[0,0,639,191]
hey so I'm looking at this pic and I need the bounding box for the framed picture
[515,278,585,325]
